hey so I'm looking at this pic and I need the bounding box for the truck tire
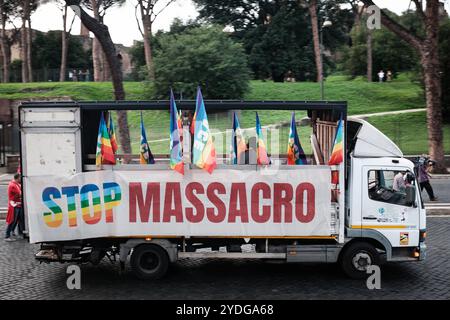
[130,244,169,280]
[340,242,380,279]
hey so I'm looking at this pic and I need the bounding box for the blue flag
[170,89,184,174]
[140,112,155,164]
[287,112,307,165]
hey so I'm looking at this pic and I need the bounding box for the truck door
[362,167,420,247]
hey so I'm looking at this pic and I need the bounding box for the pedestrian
[418,156,438,201]
[393,171,406,192]
[386,70,393,81]
[378,70,385,83]
[4,173,23,241]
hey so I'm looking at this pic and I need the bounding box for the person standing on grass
[386,70,393,82]
[4,173,23,241]
[378,70,385,83]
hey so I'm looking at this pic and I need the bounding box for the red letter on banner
[185,182,205,223]
[129,182,160,223]
[228,183,249,223]
[273,183,293,223]
[163,183,183,222]
[251,183,271,223]
[295,183,315,223]
[206,183,226,223]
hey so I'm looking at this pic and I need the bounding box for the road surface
[0,217,449,300]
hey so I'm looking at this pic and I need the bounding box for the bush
[153,26,251,99]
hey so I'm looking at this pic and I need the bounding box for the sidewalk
[0,173,13,185]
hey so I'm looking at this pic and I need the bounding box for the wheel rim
[352,251,372,272]
[139,252,160,272]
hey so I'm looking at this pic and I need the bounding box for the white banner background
[25,168,332,243]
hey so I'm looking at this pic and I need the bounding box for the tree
[56,0,76,81]
[134,0,175,80]
[66,0,131,158]
[153,25,251,99]
[18,0,36,82]
[340,9,418,80]
[31,31,91,72]
[360,0,446,173]
[194,0,354,81]
[0,0,19,82]
[439,18,450,123]
[306,0,322,82]
[129,18,200,81]
[82,0,124,81]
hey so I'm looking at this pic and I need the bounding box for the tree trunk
[102,50,111,80]
[26,17,32,82]
[91,0,104,82]
[140,3,155,81]
[68,0,131,157]
[360,0,446,173]
[0,15,10,83]
[367,28,373,82]
[308,0,322,83]
[60,5,68,82]
[92,38,103,81]
[421,1,445,172]
[20,16,28,83]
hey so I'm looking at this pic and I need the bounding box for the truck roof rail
[19,100,347,112]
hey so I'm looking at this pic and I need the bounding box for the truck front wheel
[130,244,169,280]
[340,242,380,279]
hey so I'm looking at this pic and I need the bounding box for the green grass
[121,110,312,155]
[0,81,150,100]
[1,74,432,155]
[0,74,424,115]
[366,112,450,155]
[247,74,424,115]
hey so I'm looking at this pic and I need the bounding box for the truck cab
[345,117,426,272]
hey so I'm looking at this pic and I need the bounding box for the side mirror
[405,185,416,207]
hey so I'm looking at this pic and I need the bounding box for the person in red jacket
[4,173,23,241]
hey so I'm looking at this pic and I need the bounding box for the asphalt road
[0,217,449,300]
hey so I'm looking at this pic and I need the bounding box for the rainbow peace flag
[140,112,155,164]
[287,112,307,165]
[177,109,183,142]
[170,89,184,174]
[230,112,247,164]
[108,112,118,154]
[328,116,344,165]
[95,112,116,166]
[256,112,270,165]
[192,87,216,174]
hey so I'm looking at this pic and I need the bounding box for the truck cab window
[368,170,414,206]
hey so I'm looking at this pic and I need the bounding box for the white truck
[19,100,426,280]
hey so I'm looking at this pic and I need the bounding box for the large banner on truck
[25,168,332,243]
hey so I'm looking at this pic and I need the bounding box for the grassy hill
[0,74,424,114]
[1,74,445,155]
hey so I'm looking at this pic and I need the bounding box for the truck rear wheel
[130,244,169,280]
[340,242,380,279]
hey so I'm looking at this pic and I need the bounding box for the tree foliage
[153,25,251,99]
[340,10,418,80]
[31,31,92,70]
[193,0,354,81]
